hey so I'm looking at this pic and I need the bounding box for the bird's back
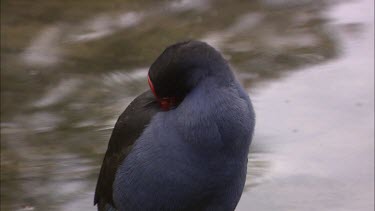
[95,40,255,211]
[113,78,255,211]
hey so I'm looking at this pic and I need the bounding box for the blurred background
[1,0,373,210]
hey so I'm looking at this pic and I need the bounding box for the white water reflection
[68,12,144,43]
[32,79,82,108]
[168,0,211,12]
[22,26,63,67]
[238,0,374,210]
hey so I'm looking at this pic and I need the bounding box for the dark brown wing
[94,90,160,210]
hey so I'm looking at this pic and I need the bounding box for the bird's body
[95,41,255,211]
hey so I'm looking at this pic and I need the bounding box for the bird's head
[148,40,230,110]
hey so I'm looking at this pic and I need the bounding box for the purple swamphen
[94,41,255,211]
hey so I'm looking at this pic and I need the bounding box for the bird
[94,40,255,211]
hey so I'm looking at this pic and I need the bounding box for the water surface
[1,0,373,210]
